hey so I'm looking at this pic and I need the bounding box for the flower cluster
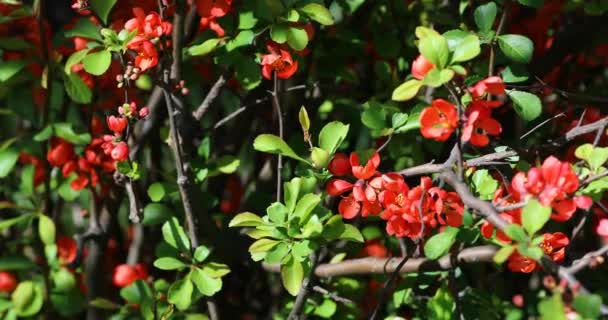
[512,156,592,221]
[261,42,299,80]
[124,7,172,71]
[46,136,117,191]
[197,0,232,37]
[326,152,464,239]
[416,54,505,147]
[102,102,149,163]
[480,156,592,273]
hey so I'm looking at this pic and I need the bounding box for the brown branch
[263,246,498,277]
[312,285,354,304]
[566,245,608,275]
[271,73,283,202]
[398,150,518,177]
[193,72,228,121]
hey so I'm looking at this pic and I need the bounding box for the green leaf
[589,147,608,172]
[501,64,529,83]
[249,238,279,253]
[339,224,364,242]
[0,60,26,82]
[507,90,542,121]
[12,281,43,317]
[474,2,497,31]
[265,242,289,263]
[426,286,454,320]
[471,169,499,200]
[147,183,166,202]
[201,262,231,278]
[142,203,171,225]
[154,257,186,270]
[0,214,33,232]
[522,199,551,235]
[392,113,409,129]
[64,18,102,41]
[65,73,93,104]
[281,255,304,296]
[89,298,120,310]
[188,38,222,56]
[51,268,76,292]
[321,215,345,241]
[254,134,309,163]
[161,217,191,252]
[451,35,481,63]
[498,34,534,63]
[190,267,222,296]
[64,49,90,74]
[267,202,288,224]
[0,255,36,270]
[229,212,264,227]
[518,0,544,8]
[493,245,515,264]
[0,148,18,178]
[318,121,349,155]
[89,0,117,24]
[270,24,288,43]
[299,3,334,25]
[424,227,459,259]
[53,123,91,145]
[299,106,310,131]
[293,193,321,223]
[311,147,330,168]
[238,11,258,29]
[83,50,112,76]
[286,26,308,51]
[504,224,528,242]
[194,245,211,263]
[226,30,254,51]
[120,280,152,304]
[423,69,454,88]
[573,294,602,319]
[361,102,387,130]
[167,279,194,310]
[392,79,422,101]
[313,299,337,318]
[419,33,449,69]
[38,215,56,246]
[538,294,566,320]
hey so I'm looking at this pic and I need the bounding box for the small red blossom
[507,232,569,273]
[107,115,128,134]
[419,99,458,141]
[197,0,232,37]
[461,105,502,147]
[596,219,608,238]
[469,76,506,99]
[126,36,159,71]
[110,141,129,161]
[261,42,298,80]
[359,239,389,258]
[328,153,351,176]
[124,8,171,39]
[411,55,434,80]
[0,271,17,293]
[47,138,75,167]
[57,236,78,265]
[112,263,148,288]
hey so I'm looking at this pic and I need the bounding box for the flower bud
[0,271,17,293]
[107,115,128,134]
[328,153,351,176]
[411,55,434,80]
[139,107,150,118]
[111,142,129,161]
[311,147,329,168]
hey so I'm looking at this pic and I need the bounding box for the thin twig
[519,113,566,140]
[192,72,229,121]
[271,72,283,202]
[313,285,354,304]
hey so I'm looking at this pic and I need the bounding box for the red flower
[511,156,592,221]
[107,115,128,134]
[110,141,129,161]
[112,263,148,288]
[57,236,77,265]
[261,42,298,80]
[596,219,608,238]
[47,138,75,167]
[0,271,17,293]
[461,105,502,147]
[411,55,434,80]
[197,0,231,18]
[469,76,506,99]
[429,187,464,227]
[359,239,389,258]
[481,211,521,243]
[328,153,351,176]
[19,152,46,187]
[125,8,171,39]
[127,36,158,71]
[507,232,569,273]
[419,99,458,141]
[350,152,380,180]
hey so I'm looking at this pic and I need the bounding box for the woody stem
[271,72,283,202]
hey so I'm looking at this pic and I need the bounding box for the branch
[192,72,229,121]
[566,245,608,275]
[271,73,283,202]
[312,285,354,304]
[263,246,498,277]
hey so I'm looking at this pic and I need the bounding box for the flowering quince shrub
[1,1,608,320]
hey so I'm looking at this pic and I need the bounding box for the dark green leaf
[424,227,459,259]
[507,90,542,121]
[498,34,534,63]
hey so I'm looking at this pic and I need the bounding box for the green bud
[311,147,329,168]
